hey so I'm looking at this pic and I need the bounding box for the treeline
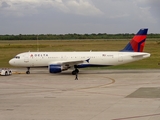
[0,33,160,40]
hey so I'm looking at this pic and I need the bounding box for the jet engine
[48,64,68,73]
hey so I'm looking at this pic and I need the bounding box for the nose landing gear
[26,67,30,74]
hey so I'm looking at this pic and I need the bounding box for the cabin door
[24,53,29,63]
[118,53,123,62]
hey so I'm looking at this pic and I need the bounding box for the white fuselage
[9,51,150,68]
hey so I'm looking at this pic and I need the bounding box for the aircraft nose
[9,59,14,66]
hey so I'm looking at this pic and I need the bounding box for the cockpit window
[14,56,20,59]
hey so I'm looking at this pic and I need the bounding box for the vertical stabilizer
[121,28,148,52]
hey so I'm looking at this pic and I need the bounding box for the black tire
[5,71,8,76]
[72,71,76,75]
[26,71,30,74]
[72,69,79,75]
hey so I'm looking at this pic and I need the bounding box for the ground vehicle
[0,69,12,76]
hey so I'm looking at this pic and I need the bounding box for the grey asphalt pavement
[0,69,160,120]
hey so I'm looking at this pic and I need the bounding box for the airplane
[9,28,150,75]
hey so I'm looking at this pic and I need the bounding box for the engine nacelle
[49,64,62,73]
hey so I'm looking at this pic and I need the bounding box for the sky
[0,0,160,34]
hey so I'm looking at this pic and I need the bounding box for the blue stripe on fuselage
[77,64,112,68]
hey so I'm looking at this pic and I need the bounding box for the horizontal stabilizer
[131,53,150,58]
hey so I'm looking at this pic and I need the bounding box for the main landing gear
[72,65,79,75]
[26,67,30,74]
[72,68,79,75]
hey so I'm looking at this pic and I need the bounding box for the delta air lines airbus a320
[9,29,150,75]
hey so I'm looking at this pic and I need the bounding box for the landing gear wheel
[5,71,8,76]
[26,71,30,74]
[72,71,76,75]
[72,69,79,75]
[26,67,30,74]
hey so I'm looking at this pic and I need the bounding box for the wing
[49,59,90,68]
[62,60,85,67]
[48,59,90,73]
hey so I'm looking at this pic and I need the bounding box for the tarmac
[0,68,160,120]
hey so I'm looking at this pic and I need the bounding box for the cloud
[0,0,159,34]
[0,0,103,16]
[133,0,157,23]
[0,1,10,8]
[92,0,133,19]
[92,0,156,23]
[65,0,103,16]
[146,0,160,20]
[0,0,42,16]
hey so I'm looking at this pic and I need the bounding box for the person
[75,72,78,80]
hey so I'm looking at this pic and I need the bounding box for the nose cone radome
[9,59,14,66]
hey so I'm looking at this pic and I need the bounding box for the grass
[0,39,160,69]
